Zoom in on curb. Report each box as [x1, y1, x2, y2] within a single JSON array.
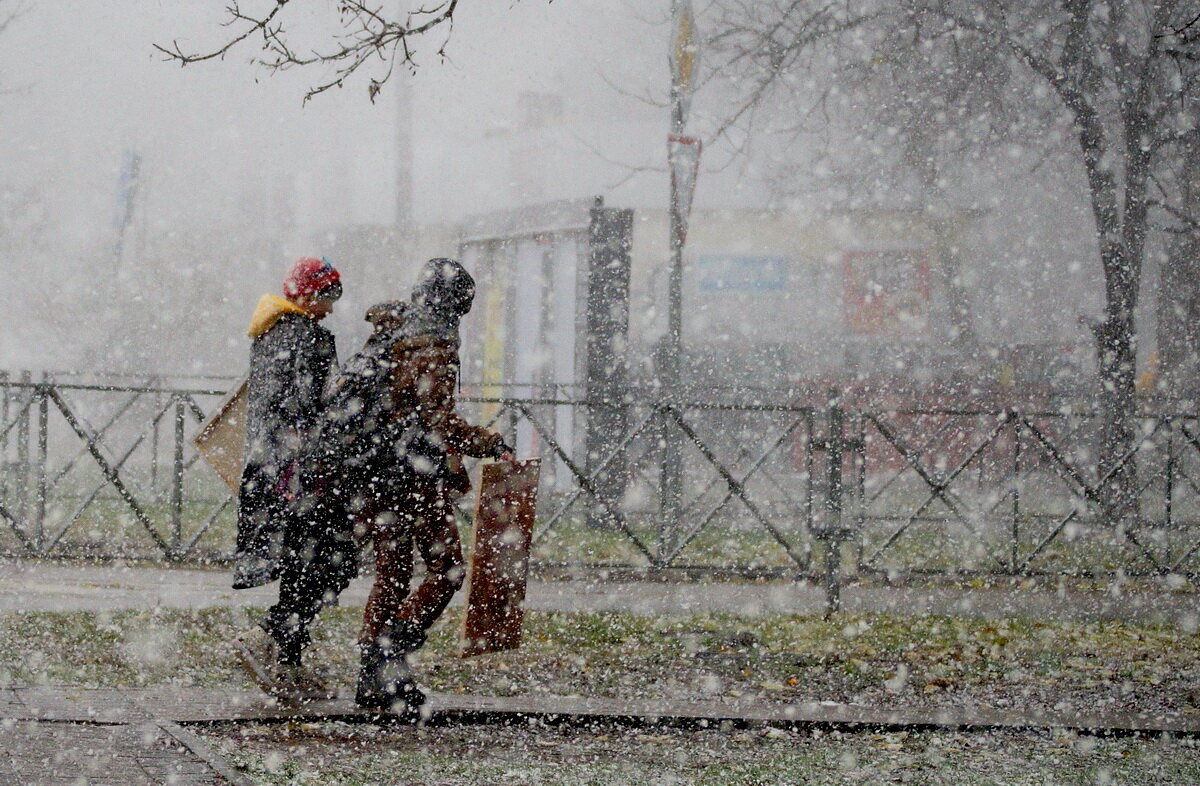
[[158, 721, 257, 786]]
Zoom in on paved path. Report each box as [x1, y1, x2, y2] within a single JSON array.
[[1, 687, 248, 785], [8, 683, 1197, 784], [2, 559, 1197, 627], [0, 719, 243, 785]]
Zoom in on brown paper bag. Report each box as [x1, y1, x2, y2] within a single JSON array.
[[460, 458, 541, 657], [192, 379, 247, 492]]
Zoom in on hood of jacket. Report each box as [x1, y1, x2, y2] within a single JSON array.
[[412, 258, 475, 316], [404, 258, 475, 346], [248, 294, 308, 339]]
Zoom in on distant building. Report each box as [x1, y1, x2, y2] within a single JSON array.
[[451, 198, 1088, 404]]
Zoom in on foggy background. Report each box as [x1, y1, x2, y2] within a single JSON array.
[[0, 0, 1103, 384]]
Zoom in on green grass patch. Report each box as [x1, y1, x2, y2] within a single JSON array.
[[2, 604, 1198, 722], [205, 721, 1200, 786]]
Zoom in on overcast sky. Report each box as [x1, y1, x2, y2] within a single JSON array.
[[0, 1, 728, 372], [0, 1, 683, 240], [0, 1, 1102, 376]]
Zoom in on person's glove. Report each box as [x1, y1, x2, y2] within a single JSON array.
[[492, 437, 515, 460]]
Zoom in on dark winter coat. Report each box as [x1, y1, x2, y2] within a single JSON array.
[[311, 324, 407, 490], [388, 333, 506, 481], [314, 293, 488, 497], [387, 259, 508, 482], [244, 297, 338, 474], [233, 294, 338, 589]]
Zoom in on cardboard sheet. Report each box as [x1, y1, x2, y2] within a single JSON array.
[[192, 379, 248, 492], [461, 458, 541, 657]]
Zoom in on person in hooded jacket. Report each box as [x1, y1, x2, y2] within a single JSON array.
[[354, 258, 513, 713], [231, 256, 353, 704], [313, 301, 410, 505]]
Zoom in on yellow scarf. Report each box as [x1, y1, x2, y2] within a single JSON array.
[[247, 294, 308, 338]]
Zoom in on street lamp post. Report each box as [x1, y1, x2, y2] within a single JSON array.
[[660, 0, 700, 554]]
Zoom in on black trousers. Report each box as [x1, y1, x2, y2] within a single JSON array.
[[233, 466, 289, 589], [262, 486, 358, 664]]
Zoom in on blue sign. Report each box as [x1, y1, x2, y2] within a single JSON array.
[[697, 255, 787, 292]]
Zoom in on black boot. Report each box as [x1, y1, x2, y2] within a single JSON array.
[[386, 619, 427, 657], [355, 623, 427, 714], [355, 640, 389, 709]]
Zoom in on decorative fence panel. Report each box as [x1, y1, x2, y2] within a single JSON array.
[[852, 408, 1200, 580], [0, 372, 233, 561], [3, 373, 1198, 594]]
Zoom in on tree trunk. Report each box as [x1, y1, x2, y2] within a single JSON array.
[[932, 219, 977, 349], [1061, 41, 1146, 513], [1091, 310, 1137, 513], [1157, 131, 1200, 398]]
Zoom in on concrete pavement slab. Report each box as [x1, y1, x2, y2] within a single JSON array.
[[2, 558, 1197, 627]]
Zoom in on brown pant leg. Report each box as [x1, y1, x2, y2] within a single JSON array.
[[358, 494, 414, 646], [395, 481, 466, 632]]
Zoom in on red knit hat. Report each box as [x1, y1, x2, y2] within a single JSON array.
[[283, 257, 342, 301]]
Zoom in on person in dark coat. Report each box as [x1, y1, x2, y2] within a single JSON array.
[[231, 256, 350, 704], [313, 300, 410, 508], [354, 258, 513, 714]]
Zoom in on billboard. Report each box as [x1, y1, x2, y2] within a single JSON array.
[[842, 249, 931, 336], [696, 255, 787, 292]]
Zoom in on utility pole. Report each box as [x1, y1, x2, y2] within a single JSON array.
[[665, 0, 699, 387], [660, 0, 701, 551], [395, 73, 414, 242], [112, 150, 142, 274]]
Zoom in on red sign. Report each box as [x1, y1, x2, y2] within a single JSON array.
[[842, 249, 931, 336], [669, 134, 702, 244]]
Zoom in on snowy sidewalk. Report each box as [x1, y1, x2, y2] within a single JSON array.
[[2, 558, 1196, 627], [4, 559, 1199, 782], [5, 682, 1198, 785], [0, 718, 245, 785], [0, 685, 250, 785]]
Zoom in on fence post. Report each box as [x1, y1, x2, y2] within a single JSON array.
[[0, 371, 8, 505], [822, 400, 844, 616], [1165, 418, 1175, 530], [507, 406, 519, 453], [171, 396, 186, 559], [658, 404, 682, 566], [34, 373, 49, 553], [1011, 412, 1021, 573], [15, 370, 30, 525], [0, 370, 8, 454], [803, 408, 816, 566], [151, 393, 162, 489], [857, 414, 868, 569]]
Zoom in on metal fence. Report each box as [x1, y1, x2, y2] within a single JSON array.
[[0, 372, 232, 560], [3, 372, 1200, 599]]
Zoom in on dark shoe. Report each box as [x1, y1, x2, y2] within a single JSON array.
[[355, 640, 386, 708], [231, 556, 278, 590], [355, 639, 426, 714], [381, 620, 427, 712], [233, 625, 336, 704], [385, 620, 427, 654]]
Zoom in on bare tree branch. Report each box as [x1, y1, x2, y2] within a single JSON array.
[[156, 0, 461, 101], [1149, 196, 1200, 230], [0, 0, 30, 37]]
